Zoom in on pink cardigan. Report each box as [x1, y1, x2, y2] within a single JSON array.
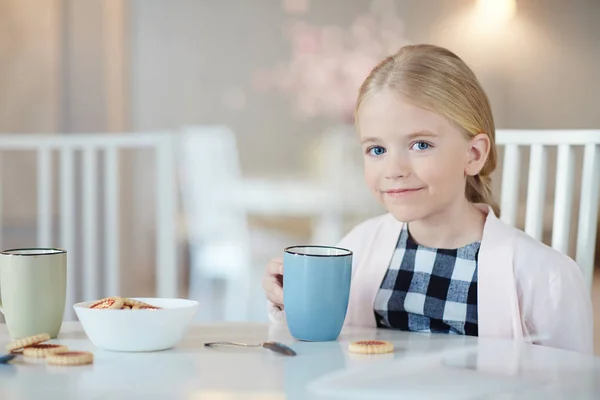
[[269, 204, 594, 354]]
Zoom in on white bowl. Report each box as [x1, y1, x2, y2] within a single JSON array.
[[73, 297, 199, 352]]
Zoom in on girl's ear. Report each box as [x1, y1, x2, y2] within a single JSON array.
[[465, 133, 490, 176]]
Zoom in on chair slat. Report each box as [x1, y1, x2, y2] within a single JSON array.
[[551, 145, 575, 254], [155, 136, 177, 298], [525, 145, 548, 241], [37, 147, 52, 247], [500, 145, 520, 226], [576, 144, 600, 287], [83, 147, 99, 301], [60, 148, 76, 320], [104, 147, 120, 296], [500, 144, 521, 226]]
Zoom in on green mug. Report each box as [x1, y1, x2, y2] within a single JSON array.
[[0, 248, 67, 339]]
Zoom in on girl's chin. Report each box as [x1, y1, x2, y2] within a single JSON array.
[[384, 204, 434, 223]]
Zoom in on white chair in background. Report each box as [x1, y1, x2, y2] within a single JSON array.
[[0, 132, 178, 320], [176, 126, 257, 322], [496, 129, 600, 289], [311, 125, 383, 244], [176, 125, 357, 321]]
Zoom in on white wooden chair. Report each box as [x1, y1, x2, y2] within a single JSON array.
[[176, 125, 256, 321], [0, 132, 178, 320], [310, 125, 383, 244], [496, 129, 600, 288]]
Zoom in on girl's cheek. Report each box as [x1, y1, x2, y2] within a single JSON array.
[[364, 174, 379, 193]]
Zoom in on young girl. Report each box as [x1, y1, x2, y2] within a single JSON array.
[[262, 44, 594, 354]]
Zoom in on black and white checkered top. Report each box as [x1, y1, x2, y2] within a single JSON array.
[[374, 224, 480, 336]]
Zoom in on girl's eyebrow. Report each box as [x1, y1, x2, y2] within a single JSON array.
[[360, 130, 438, 145], [360, 137, 380, 145], [406, 130, 438, 140]]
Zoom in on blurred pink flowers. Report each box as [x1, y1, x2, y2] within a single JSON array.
[[253, 0, 410, 122]]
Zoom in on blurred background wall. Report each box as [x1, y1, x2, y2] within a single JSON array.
[[3, 1, 599, 168], [0, 0, 598, 345]]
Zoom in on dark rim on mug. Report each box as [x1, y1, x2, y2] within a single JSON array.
[[0, 248, 67, 256], [284, 245, 352, 257]]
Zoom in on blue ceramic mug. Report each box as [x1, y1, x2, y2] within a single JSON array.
[[283, 245, 352, 342]]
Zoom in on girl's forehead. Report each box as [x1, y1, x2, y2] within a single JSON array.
[[357, 90, 452, 137]]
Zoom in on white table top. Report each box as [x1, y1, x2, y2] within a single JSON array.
[[1, 321, 599, 400]]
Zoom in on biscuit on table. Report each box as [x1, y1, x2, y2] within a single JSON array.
[[23, 344, 69, 358], [46, 351, 94, 366], [348, 340, 394, 354], [6, 333, 51, 353]]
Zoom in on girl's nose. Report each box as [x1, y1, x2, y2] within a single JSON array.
[[383, 154, 410, 180]]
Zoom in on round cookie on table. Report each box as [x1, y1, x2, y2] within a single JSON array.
[[23, 344, 69, 358], [348, 340, 394, 355], [6, 333, 51, 353], [46, 351, 94, 366]]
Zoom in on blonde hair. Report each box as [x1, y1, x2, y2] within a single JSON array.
[[356, 44, 500, 216]]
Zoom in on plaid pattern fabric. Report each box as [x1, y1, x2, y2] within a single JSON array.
[[374, 225, 480, 336]]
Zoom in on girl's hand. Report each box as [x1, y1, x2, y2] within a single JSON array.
[[262, 257, 284, 308]]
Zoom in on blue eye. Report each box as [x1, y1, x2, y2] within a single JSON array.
[[367, 146, 386, 156], [411, 141, 431, 151]]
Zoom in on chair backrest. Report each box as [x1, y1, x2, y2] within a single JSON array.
[[175, 125, 254, 321], [496, 129, 600, 288], [176, 125, 252, 272], [0, 132, 178, 320]]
